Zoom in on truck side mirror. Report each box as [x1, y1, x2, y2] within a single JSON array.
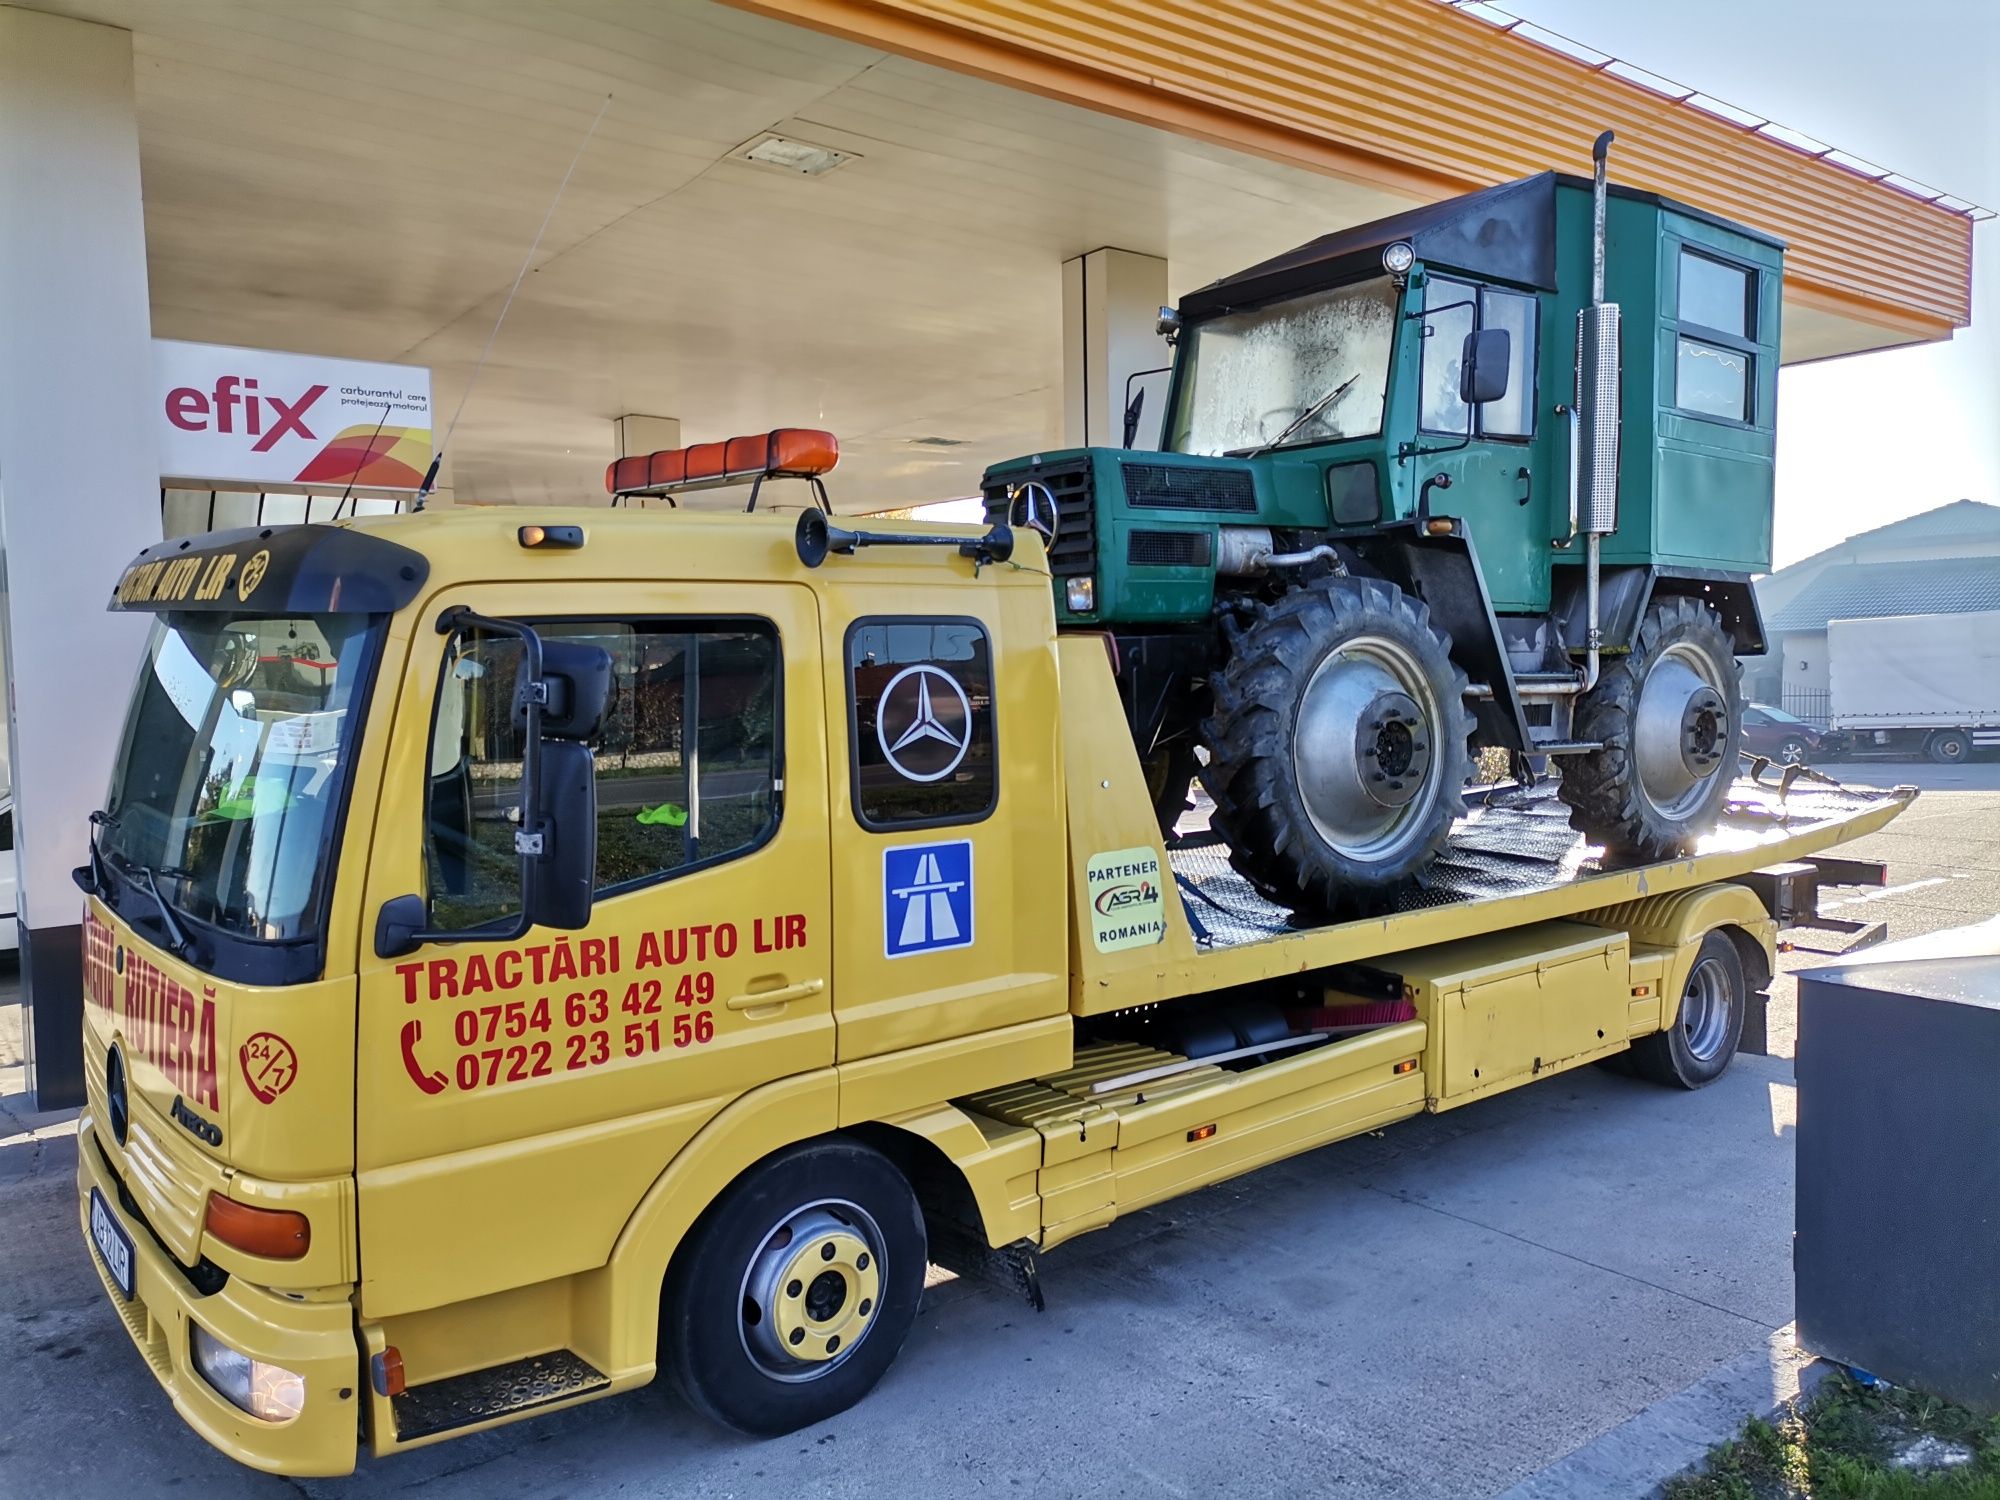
[[1459, 327, 1511, 406], [521, 739, 596, 931], [376, 614, 603, 959]]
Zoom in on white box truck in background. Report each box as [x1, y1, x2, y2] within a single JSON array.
[[1828, 610, 2000, 764]]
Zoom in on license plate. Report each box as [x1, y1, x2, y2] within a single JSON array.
[[90, 1187, 135, 1301]]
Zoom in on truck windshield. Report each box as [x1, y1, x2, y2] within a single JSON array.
[[101, 611, 382, 943], [1166, 277, 1398, 456]]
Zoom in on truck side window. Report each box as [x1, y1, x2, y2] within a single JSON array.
[[424, 618, 781, 929], [1419, 277, 1475, 434], [1420, 278, 1536, 439], [1674, 247, 1756, 423], [847, 617, 996, 830]]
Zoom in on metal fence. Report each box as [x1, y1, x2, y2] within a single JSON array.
[[1783, 688, 1831, 728]]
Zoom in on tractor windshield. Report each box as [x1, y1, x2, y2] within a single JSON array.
[[1166, 277, 1398, 456], [99, 610, 383, 946]]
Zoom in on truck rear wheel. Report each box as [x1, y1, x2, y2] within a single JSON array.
[[1202, 575, 1472, 916], [662, 1139, 925, 1436], [1627, 932, 1746, 1088], [1559, 597, 1744, 857], [1926, 728, 1972, 764]]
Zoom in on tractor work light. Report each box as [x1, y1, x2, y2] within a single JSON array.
[[1382, 241, 1415, 276], [1065, 577, 1096, 613], [190, 1324, 306, 1423]]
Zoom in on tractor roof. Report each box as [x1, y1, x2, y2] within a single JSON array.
[[1178, 169, 1782, 321]]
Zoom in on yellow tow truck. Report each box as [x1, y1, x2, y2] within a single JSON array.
[[76, 444, 1909, 1474]]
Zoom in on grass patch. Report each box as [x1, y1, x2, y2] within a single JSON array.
[[1665, 1373, 2000, 1499]]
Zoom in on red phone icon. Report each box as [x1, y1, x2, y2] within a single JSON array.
[[401, 1019, 448, 1095]]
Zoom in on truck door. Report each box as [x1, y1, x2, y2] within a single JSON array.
[[352, 582, 832, 1319]]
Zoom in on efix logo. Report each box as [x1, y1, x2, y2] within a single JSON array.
[[164, 375, 326, 454]]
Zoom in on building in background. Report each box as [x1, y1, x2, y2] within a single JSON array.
[[1749, 499, 2000, 720]]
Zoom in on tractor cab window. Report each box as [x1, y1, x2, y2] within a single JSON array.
[[1166, 278, 1397, 456], [1674, 248, 1757, 423], [424, 618, 780, 930], [1420, 279, 1537, 439]]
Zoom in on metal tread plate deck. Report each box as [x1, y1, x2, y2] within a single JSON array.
[[971, 1042, 1227, 1132], [1169, 773, 1909, 953]]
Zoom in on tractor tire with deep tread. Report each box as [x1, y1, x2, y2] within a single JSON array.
[[1201, 575, 1473, 917], [1558, 596, 1744, 858], [662, 1138, 925, 1436]]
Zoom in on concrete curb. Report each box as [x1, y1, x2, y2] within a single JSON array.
[[1494, 1323, 1833, 1499]]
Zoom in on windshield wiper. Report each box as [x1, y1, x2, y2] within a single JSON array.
[[1248, 370, 1363, 457], [135, 863, 194, 956]]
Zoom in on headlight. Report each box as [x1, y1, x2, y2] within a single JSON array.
[[191, 1323, 305, 1422], [1064, 577, 1096, 613]]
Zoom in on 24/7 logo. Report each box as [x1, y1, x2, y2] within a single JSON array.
[[883, 840, 974, 958]]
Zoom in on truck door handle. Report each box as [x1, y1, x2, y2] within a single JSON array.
[[725, 978, 825, 1013]]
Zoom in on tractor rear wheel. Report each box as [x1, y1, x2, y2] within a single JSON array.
[[1558, 597, 1744, 857], [1202, 575, 1473, 916]]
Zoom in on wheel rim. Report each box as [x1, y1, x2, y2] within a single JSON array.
[[1938, 736, 1968, 763], [1780, 739, 1805, 765], [1679, 955, 1734, 1063], [738, 1199, 886, 1383], [1292, 633, 1445, 862], [1632, 642, 1731, 818]]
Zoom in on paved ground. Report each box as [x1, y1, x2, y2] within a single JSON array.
[[0, 760, 1992, 1499]]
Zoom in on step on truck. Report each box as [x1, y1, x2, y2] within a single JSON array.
[[75, 496, 1910, 1475]]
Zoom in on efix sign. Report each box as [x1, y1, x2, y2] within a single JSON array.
[[154, 339, 433, 491]]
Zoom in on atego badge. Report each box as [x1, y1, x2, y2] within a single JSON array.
[[876, 664, 971, 783]]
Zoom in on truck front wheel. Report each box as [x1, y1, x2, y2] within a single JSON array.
[[1203, 575, 1472, 916], [1559, 597, 1744, 857], [662, 1139, 925, 1436]]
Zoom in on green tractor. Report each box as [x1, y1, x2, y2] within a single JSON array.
[[984, 136, 1777, 915]]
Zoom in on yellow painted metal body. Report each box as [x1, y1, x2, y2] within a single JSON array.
[[75, 509, 1906, 1475]]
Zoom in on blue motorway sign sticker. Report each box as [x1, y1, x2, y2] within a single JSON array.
[[883, 839, 974, 958]]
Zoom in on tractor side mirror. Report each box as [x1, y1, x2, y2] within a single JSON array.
[[1459, 327, 1511, 406]]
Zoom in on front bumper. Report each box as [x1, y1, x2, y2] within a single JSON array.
[[75, 1113, 361, 1477]]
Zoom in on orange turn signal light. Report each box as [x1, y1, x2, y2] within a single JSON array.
[[204, 1194, 310, 1260], [518, 524, 584, 549], [371, 1346, 407, 1398], [1186, 1123, 1218, 1143], [1632, 984, 1653, 997], [1393, 1059, 1419, 1075]]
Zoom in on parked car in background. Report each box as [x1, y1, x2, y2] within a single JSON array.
[[1742, 704, 1834, 765]]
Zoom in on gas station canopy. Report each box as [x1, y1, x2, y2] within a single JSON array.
[[22, 0, 1984, 513]]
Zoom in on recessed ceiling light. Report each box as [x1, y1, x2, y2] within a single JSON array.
[[738, 133, 854, 176]]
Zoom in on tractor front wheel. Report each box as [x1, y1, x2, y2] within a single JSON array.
[[1559, 597, 1744, 857], [1202, 575, 1473, 916]]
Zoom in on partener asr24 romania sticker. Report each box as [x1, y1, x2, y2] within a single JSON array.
[[1086, 847, 1167, 952]]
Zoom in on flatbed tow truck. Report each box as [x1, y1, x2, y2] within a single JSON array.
[[75, 498, 1909, 1474]]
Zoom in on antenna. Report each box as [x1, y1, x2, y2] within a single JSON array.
[[334, 402, 393, 519], [416, 93, 614, 509]]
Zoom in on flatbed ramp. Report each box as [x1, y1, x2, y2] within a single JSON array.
[[1168, 772, 1913, 952]]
